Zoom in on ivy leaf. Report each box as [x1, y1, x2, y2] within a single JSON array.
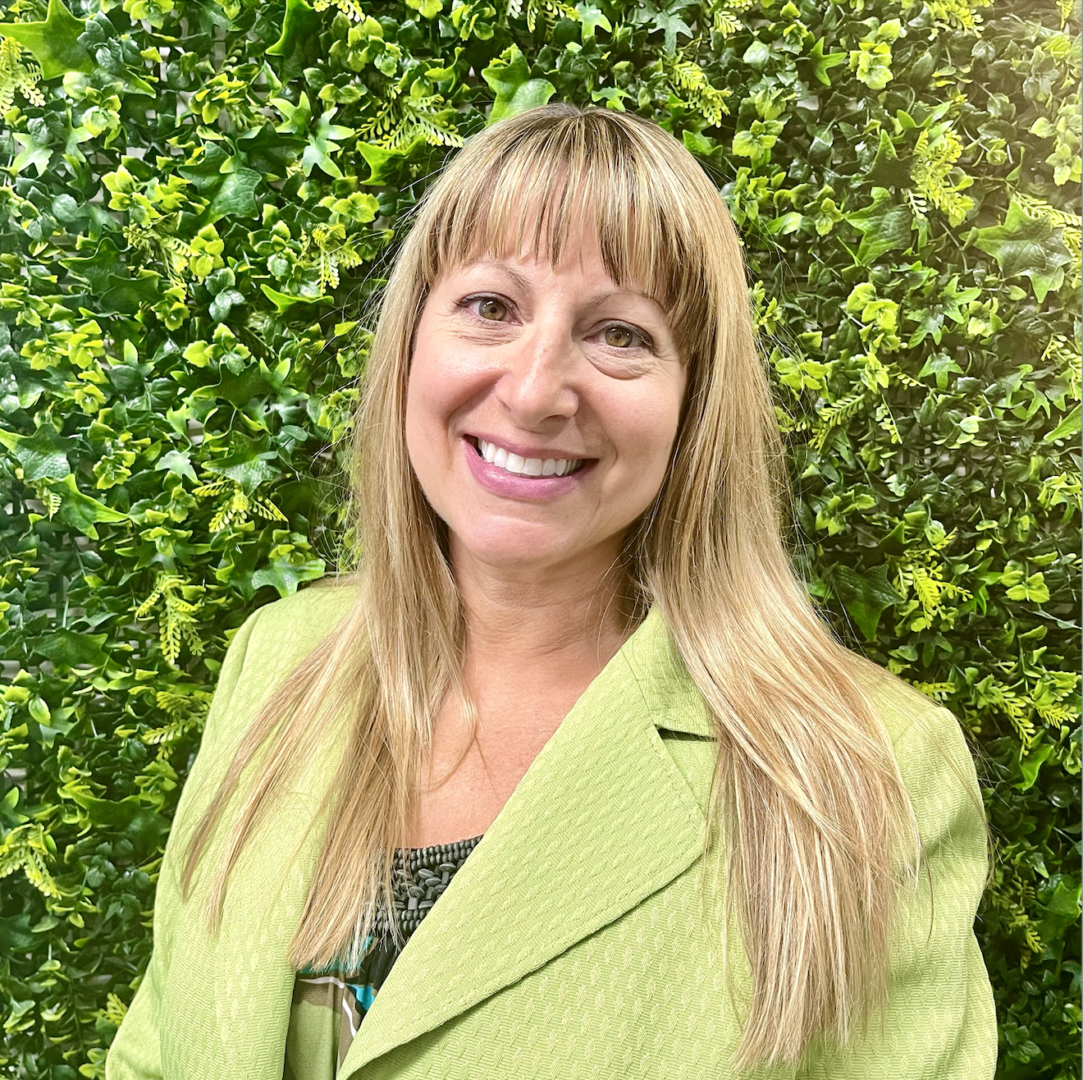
[[805, 36, 847, 86], [202, 446, 279, 495], [59, 238, 165, 314], [0, 428, 71, 483], [266, 0, 323, 79], [301, 107, 355, 179], [272, 91, 314, 137], [0, 0, 92, 79], [11, 122, 55, 177], [831, 564, 901, 640], [847, 187, 913, 264], [575, 2, 611, 39], [251, 553, 326, 597], [1036, 876, 1082, 946], [43, 475, 129, 539], [35, 629, 108, 669], [970, 200, 1073, 303], [206, 168, 262, 221], [636, 0, 693, 56], [866, 128, 911, 188], [482, 46, 557, 123], [179, 144, 261, 220], [356, 139, 420, 185], [155, 450, 198, 484]]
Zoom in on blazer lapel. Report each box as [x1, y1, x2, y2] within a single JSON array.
[[340, 604, 711, 1079]]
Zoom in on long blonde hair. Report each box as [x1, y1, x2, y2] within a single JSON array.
[[181, 103, 919, 1070]]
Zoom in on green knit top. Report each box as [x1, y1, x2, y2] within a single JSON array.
[[283, 835, 484, 1080]]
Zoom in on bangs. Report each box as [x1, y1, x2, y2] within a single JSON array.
[[415, 110, 715, 366]]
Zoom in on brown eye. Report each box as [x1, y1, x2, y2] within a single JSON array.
[[604, 325, 635, 348], [477, 297, 507, 321]]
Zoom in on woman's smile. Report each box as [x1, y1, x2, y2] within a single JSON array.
[[461, 433, 596, 501]]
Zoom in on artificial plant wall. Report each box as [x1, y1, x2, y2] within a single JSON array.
[[0, 0, 1079, 1075]]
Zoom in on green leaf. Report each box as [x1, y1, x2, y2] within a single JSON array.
[[482, 46, 556, 123], [643, 1, 692, 55], [202, 440, 280, 494], [743, 41, 771, 69], [206, 168, 262, 221], [0, 0, 92, 79], [45, 474, 129, 538], [1017, 743, 1054, 791], [970, 200, 1073, 303], [405, 0, 443, 17], [266, 0, 323, 78], [866, 129, 910, 187], [846, 187, 913, 265], [302, 106, 355, 179], [356, 139, 421, 185], [832, 564, 901, 641], [251, 554, 326, 597], [575, 2, 611, 38], [0, 428, 71, 483], [1037, 875, 1082, 946], [260, 283, 333, 313], [155, 450, 198, 484], [0, 915, 36, 952], [36, 629, 109, 668], [1046, 405, 1081, 443], [805, 36, 847, 86]]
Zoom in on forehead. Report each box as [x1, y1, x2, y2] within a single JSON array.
[[431, 203, 660, 307]]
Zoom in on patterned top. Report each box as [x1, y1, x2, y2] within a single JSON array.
[[282, 835, 484, 1080]]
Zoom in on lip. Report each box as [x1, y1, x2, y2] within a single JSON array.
[[465, 432, 593, 463], [462, 436, 594, 500]]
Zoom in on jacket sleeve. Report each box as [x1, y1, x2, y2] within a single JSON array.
[[104, 606, 264, 1080], [801, 701, 998, 1080]]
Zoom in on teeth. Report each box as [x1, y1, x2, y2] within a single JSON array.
[[477, 438, 584, 478]]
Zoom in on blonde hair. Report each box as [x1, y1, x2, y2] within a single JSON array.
[[181, 103, 919, 1070]]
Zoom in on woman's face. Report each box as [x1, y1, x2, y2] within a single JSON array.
[[404, 228, 688, 581]]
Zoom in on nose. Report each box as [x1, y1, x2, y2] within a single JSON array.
[[494, 317, 580, 425]]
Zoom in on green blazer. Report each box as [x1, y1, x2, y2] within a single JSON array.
[[105, 583, 996, 1080]]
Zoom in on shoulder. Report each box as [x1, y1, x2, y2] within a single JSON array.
[[239, 575, 361, 667], [849, 655, 977, 775], [848, 655, 985, 851], [197, 576, 362, 760]]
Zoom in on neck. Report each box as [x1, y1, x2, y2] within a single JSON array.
[[450, 547, 639, 689]]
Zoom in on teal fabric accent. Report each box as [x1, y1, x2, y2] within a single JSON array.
[[285, 835, 484, 1080]]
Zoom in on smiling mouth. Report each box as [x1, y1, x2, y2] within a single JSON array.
[[466, 436, 589, 478]]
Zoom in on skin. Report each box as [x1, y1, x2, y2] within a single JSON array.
[[402, 228, 688, 843]]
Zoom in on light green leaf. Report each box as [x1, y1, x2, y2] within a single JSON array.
[[482, 46, 556, 123], [0, 0, 92, 79]]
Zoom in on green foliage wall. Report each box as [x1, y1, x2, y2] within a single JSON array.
[[0, 0, 1079, 1073]]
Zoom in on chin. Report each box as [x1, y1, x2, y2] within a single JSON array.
[[450, 526, 572, 570]]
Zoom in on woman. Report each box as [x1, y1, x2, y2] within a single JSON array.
[[106, 104, 996, 1080]]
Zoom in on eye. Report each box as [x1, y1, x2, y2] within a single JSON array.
[[461, 295, 509, 322], [602, 323, 652, 350]]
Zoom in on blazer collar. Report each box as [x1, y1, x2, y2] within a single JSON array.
[[205, 602, 713, 1079], [339, 602, 712, 1077]]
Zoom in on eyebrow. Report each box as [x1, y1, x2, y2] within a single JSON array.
[[463, 259, 660, 312]]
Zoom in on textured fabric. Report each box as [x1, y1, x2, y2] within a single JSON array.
[[285, 836, 484, 1080], [105, 581, 997, 1080]]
